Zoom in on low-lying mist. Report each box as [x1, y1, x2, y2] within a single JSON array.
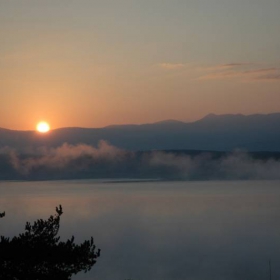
[[1, 141, 280, 181]]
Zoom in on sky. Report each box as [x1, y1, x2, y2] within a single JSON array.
[[1, 0, 280, 130]]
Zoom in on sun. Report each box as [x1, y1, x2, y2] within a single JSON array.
[[36, 121, 50, 133]]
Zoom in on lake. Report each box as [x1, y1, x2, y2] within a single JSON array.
[[1, 180, 280, 280]]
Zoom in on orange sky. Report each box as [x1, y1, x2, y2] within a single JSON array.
[[1, 1, 280, 130]]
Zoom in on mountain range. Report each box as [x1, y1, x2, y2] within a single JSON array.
[[1, 113, 280, 152]]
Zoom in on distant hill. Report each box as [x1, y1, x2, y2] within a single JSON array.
[[1, 113, 280, 152]]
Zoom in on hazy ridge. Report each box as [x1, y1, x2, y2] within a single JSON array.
[[1, 113, 280, 181], [1, 113, 280, 152]]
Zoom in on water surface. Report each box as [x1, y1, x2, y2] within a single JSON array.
[[0, 180, 280, 280]]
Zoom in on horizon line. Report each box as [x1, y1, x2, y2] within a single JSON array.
[[1, 111, 280, 132]]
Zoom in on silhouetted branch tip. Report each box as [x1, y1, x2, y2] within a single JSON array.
[[56, 204, 63, 216]]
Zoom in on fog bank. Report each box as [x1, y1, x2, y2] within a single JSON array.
[[1, 141, 280, 180]]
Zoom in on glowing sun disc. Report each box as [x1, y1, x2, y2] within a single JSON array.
[[36, 122, 50, 133]]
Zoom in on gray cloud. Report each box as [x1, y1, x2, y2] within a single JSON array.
[[147, 150, 280, 180], [3, 142, 280, 180], [158, 63, 185, 70], [256, 73, 280, 80], [198, 63, 280, 81], [8, 141, 126, 175]]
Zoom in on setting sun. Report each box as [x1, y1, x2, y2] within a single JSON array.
[[36, 122, 50, 133]]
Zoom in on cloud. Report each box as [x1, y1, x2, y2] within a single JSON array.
[[223, 63, 251, 68], [3, 142, 280, 180], [255, 72, 280, 81], [147, 150, 280, 180], [9, 141, 126, 175], [0, 146, 15, 154], [198, 63, 280, 81], [158, 63, 185, 70], [199, 63, 251, 72]]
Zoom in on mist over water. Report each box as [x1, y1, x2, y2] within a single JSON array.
[[1, 180, 280, 280], [1, 141, 280, 180]]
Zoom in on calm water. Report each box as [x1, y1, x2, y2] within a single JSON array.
[[1, 180, 280, 280]]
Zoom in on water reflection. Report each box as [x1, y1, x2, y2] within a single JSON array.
[[0, 180, 280, 280]]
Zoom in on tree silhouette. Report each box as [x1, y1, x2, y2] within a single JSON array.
[[0, 205, 100, 280]]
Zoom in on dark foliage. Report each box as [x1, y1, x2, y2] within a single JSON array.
[[0, 205, 100, 280]]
